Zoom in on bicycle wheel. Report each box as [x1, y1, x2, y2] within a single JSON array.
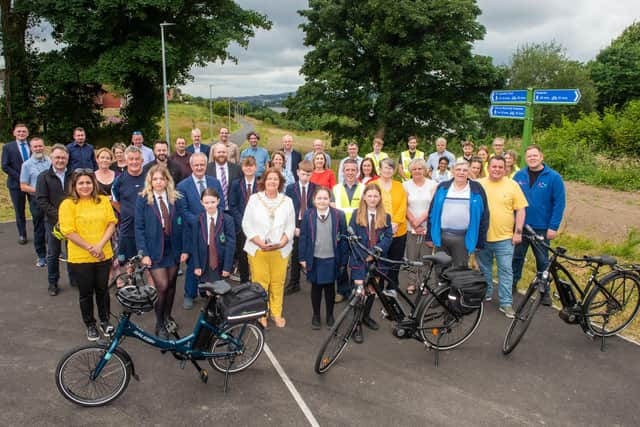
[[584, 271, 640, 336], [418, 286, 483, 350], [314, 300, 362, 374], [502, 281, 543, 355], [55, 344, 130, 407], [209, 322, 264, 373]]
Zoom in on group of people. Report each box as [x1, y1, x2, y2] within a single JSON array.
[[2, 124, 566, 344]]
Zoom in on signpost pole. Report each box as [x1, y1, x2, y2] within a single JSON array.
[[520, 87, 534, 167]]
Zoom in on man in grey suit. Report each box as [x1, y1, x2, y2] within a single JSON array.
[[206, 142, 242, 212]]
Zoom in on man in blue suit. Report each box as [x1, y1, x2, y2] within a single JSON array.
[[67, 127, 98, 171], [1, 124, 30, 244], [281, 134, 302, 182], [186, 128, 210, 159], [176, 152, 224, 309]]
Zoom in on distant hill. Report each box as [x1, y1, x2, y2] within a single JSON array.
[[215, 92, 295, 106]]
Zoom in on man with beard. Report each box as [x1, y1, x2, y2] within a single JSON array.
[[216, 127, 239, 164], [206, 142, 242, 210], [20, 137, 51, 267], [143, 140, 185, 185], [169, 137, 192, 177]]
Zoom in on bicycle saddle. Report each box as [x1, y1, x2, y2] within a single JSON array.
[[423, 252, 452, 266], [198, 280, 232, 295], [584, 255, 617, 266]]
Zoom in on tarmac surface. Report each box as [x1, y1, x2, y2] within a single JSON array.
[[2, 221, 640, 426]]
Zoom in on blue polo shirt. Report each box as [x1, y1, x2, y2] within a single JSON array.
[[112, 170, 146, 236], [240, 146, 270, 177], [67, 141, 98, 171], [20, 156, 51, 189]]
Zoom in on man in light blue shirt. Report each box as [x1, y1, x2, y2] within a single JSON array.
[[426, 137, 456, 174], [239, 131, 269, 177], [304, 139, 331, 167], [338, 142, 363, 183], [20, 137, 51, 267]]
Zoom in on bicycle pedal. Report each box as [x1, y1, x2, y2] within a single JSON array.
[[165, 320, 178, 333], [200, 369, 209, 384], [584, 330, 596, 341], [179, 360, 187, 369], [380, 308, 389, 319]]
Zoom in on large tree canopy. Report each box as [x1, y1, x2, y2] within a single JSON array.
[[286, 0, 501, 147], [28, 0, 271, 139], [591, 22, 640, 110]]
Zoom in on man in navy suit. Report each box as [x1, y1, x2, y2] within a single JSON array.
[[176, 152, 224, 309], [284, 160, 316, 295], [67, 127, 98, 171], [281, 134, 302, 182], [1, 123, 30, 244], [186, 128, 210, 159], [205, 142, 242, 211]]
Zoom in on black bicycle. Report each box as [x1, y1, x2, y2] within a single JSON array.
[[503, 225, 640, 354], [314, 230, 484, 374]]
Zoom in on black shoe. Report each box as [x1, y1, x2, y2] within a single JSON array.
[[311, 315, 321, 330], [353, 323, 363, 344], [87, 325, 100, 341], [362, 316, 379, 331], [542, 292, 552, 306], [48, 285, 58, 296], [285, 285, 300, 295], [177, 268, 183, 276], [100, 321, 115, 336], [326, 315, 335, 328], [18, 236, 27, 245]]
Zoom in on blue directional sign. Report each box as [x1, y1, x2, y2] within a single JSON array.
[[490, 90, 528, 104], [533, 89, 581, 104], [489, 105, 526, 119]]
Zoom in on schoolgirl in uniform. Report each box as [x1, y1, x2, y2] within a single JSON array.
[[348, 183, 392, 343], [298, 187, 348, 329]]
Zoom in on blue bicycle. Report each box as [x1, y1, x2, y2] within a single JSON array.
[[55, 256, 267, 407]]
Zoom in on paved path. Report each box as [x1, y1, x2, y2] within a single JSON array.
[[229, 117, 254, 146], [2, 221, 640, 426]]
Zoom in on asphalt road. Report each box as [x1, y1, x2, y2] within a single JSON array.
[[2, 221, 639, 426]]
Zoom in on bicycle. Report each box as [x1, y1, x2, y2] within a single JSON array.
[[314, 229, 485, 374], [56, 265, 267, 407], [502, 225, 640, 355]]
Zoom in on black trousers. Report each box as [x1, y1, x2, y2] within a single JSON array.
[[287, 235, 302, 290], [235, 232, 250, 283], [386, 234, 407, 289], [68, 260, 111, 327]]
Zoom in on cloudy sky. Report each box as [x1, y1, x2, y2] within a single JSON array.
[[182, 0, 640, 98]]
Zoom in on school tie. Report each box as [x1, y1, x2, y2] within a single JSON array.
[[19, 142, 29, 162], [369, 213, 376, 247], [219, 166, 228, 207], [198, 179, 206, 195], [245, 182, 251, 203], [320, 214, 326, 222], [208, 217, 218, 270], [300, 186, 307, 220], [158, 196, 171, 235]]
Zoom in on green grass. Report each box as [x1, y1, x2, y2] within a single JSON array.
[[160, 102, 240, 146]]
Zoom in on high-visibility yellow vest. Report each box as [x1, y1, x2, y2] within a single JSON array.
[[400, 149, 424, 180], [332, 182, 364, 224], [365, 152, 389, 172]]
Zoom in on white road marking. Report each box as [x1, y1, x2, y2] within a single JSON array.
[[264, 343, 320, 427]]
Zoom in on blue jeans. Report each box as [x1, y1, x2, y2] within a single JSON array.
[[512, 228, 550, 288], [476, 239, 514, 307], [28, 195, 46, 258], [9, 187, 27, 237]]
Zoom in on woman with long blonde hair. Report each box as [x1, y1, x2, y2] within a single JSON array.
[[135, 165, 188, 339]]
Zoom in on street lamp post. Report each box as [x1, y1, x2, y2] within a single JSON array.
[[209, 84, 214, 142], [160, 22, 175, 146], [228, 98, 231, 131]]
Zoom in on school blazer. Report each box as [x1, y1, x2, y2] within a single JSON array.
[[134, 196, 188, 263], [228, 177, 259, 231], [176, 175, 225, 224], [285, 181, 317, 226], [192, 212, 236, 274], [348, 211, 393, 281], [298, 207, 348, 275]]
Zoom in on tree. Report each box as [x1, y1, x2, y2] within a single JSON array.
[[288, 0, 502, 147], [591, 22, 640, 110], [0, 0, 38, 135], [35, 0, 271, 139], [506, 41, 597, 130]]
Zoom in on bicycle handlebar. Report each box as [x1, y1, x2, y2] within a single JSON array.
[[343, 227, 424, 268]]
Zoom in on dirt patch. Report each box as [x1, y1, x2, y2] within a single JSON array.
[[562, 181, 640, 242]]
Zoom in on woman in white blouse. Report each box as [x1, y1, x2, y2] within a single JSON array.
[[242, 167, 295, 328], [403, 158, 437, 294]]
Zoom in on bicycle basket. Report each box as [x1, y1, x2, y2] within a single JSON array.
[[219, 282, 268, 324], [116, 285, 158, 312], [442, 267, 487, 315]]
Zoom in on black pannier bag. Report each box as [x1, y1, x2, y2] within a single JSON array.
[[219, 282, 268, 324], [442, 267, 487, 315]]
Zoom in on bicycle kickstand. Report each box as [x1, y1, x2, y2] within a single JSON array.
[[223, 358, 236, 394], [434, 332, 441, 368], [600, 319, 609, 352]]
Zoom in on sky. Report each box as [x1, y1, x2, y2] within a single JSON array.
[[182, 0, 640, 98]]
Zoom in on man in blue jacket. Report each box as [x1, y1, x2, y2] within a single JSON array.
[[512, 145, 566, 306]]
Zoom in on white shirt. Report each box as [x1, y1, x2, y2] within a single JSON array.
[[403, 179, 437, 231], [207, 212, 219, 242], [154, 191, 169, 228]]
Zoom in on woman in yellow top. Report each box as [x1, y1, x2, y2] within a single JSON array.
[[504, 150, 521, 179], [375, 158, 407, 290], [59, 169, 117, 342]]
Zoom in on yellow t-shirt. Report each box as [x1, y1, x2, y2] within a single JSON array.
[[377, 180, 407, 237], [479, 177, 528, 242], [59, 195, 118, 263]]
